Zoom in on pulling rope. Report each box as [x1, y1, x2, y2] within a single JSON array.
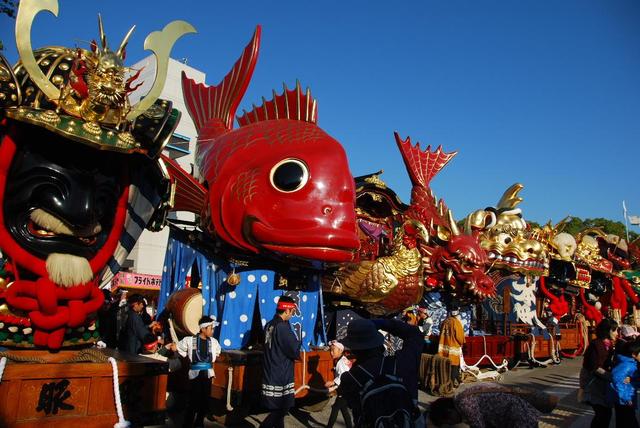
[[462, 334, 510, 371], [0, 357, 6, 384], [60, 348, 110, 364], [226, 366, 234, 411], [524, 333, 560, 367], [108, 357, 131, 428], [0, 351, 46, 363], [560, 315, 589, 358], [294, 350, 309, 394]]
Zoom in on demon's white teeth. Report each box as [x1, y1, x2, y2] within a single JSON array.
[[30, 209, 74, 236], [29, 209, 101, 239]]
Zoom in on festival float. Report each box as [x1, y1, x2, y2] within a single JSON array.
[[461, 185, 566, 368], [0, 0, 195, 425], [158, 25, 360, 421], [323, 132, 494, 316], [3, 0, 637, 425], [160, 19, 640, 412]]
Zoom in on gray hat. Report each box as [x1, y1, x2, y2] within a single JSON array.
[[341, 319, 385, 351]]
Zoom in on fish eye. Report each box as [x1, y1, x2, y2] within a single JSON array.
[[269, 159, 309, 193]]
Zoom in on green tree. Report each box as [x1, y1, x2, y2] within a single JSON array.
[[562, 216, 639, 241], [0, 0, 18, 52], [0, 0, 18, 17], [527, 220, 541, 230]]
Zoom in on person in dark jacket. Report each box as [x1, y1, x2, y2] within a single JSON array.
[[140, 297, 153, 326], [373, 314, 424, 404], [580, 318, 619, 428], [608, 339, 640, 428], [260, 296, 301, 428], [118, 294, 151, 354], [338, 318, 415, 427], [338, 319, 388, 425], [97, 289, 118, 348]]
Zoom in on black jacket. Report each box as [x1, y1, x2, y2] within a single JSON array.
[[373, 319, 423, 401], [118, 309, 150, 354], [261, 315, 301, 410]]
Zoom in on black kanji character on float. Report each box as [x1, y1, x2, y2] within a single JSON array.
[[36, 379, 74, 415]]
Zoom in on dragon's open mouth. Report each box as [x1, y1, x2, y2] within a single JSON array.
[[487, 251, 548, 271]]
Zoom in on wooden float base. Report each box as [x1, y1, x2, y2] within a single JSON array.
[[460, 324, 581, 366], [191, 349, 334, 421], [0, 348, 168, 428]]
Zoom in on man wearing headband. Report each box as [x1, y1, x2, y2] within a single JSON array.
[[260, 295, 301, 428], [177, 315, 222, 428]]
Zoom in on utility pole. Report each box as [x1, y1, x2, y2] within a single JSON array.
[[623, 201, 630, 242]]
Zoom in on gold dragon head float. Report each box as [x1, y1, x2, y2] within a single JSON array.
[[465, 183, 550, 278]]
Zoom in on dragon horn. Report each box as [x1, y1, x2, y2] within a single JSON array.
[[447, 210, 461, 236], [497, 183, 524, 210], [116, 25, 136, 59], [98, 14, 107, 51], [126, 20, 196, 120], [15, 0, 60, 102]]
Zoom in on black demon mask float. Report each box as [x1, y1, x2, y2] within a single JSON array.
[[0, 0, 195, 349]]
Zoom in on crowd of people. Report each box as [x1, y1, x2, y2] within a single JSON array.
[[580, 318, 640, 428], [105, 289, 640, 428]]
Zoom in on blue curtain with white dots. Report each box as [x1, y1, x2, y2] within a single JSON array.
[[158, 235, 198, 315], [257, 272, 281, 329], [283, 274, 323, 350], [217, 268, 271, 349], [159, 232, 325, 351], [196, 255, 220, 321], [219, 272, 324, 351]]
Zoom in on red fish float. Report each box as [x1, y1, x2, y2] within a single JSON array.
[[167, 27, 359, 263]]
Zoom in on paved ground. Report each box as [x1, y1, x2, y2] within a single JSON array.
[[163, 356, 633, 427]]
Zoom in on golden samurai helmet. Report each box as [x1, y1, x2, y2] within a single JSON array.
[[0, 0, 196, 157]]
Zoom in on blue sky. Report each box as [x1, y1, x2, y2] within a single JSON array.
[[2, 0, 639, 228]]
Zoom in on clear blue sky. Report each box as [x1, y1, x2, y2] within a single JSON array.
[[2, 0, 639, 228]]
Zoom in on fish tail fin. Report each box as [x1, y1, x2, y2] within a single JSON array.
[[394, 132, 457, 188], [181, 25, 261, 132]]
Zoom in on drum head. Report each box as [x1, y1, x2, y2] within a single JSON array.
[[182, 293, 203, 335]]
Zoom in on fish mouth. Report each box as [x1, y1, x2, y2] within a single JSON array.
[[248, 218, 359, 263]]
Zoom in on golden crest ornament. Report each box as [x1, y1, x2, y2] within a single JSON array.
[[2, 0, 196, 157], [227, 270, 241, 286]]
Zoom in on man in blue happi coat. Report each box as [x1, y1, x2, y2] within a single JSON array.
[[259, 295, 301, 428]]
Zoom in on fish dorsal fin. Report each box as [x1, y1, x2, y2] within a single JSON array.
[[237, 80, 318, 127], [181, 26, 261, 132], [394, 132, 457, 188]]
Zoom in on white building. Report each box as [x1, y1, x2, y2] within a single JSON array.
[[125, 57, 206, 276]]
